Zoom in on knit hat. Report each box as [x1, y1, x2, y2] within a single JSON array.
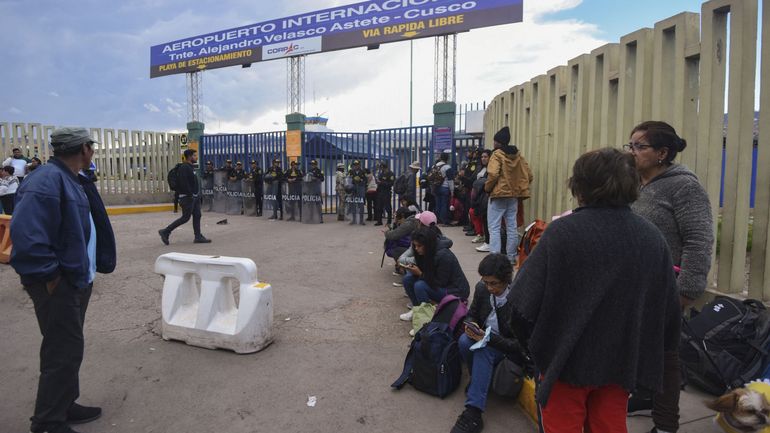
[[493, 127, 511, 146], [415, 211, 437, 226]]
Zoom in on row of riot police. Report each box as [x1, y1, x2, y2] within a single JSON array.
[[200, 158, 325, 223]]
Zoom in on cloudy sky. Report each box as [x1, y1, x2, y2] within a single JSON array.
[[2, 0, 708, 134]]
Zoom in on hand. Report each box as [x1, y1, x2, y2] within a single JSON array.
[[404, 263, 422, 277], [45, 275, 61, 295], [465, 323, 484, 341]]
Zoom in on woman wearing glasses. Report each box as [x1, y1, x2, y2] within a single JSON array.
[[625, 121, 714, 433]]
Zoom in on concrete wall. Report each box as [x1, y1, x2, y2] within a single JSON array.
[[484, 0, 769, 299]]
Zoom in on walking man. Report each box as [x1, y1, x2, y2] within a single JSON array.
[[11, 127, 116, 433], [158, 149, 211, 245]]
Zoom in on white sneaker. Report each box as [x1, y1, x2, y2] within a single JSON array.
[[409, 329, 416, 337], [391, 271, 401, 276], [399, 310, 413, 321], [475, 243, 490, 252], [471, 235, 485, 243], [392, 282, 403, 287]]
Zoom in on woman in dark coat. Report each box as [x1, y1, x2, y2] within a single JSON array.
[[399, 226, 469, 320], [509, 148, 680, 433]]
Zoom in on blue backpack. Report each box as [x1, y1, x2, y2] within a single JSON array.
[[391, 322, 462, 398]]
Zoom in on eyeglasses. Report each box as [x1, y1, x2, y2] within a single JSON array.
[[622, 142, 654, 152]]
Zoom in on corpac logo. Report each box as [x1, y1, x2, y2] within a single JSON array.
[[262, 37, 322, 60], [266, 44, 300, 56]]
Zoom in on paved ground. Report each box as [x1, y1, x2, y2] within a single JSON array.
[[0, 211, 724, 433]]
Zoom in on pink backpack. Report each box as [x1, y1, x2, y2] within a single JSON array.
[[431, 295, 469, 339]]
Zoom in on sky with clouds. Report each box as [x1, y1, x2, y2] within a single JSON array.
[[2, 0, 712, 134]]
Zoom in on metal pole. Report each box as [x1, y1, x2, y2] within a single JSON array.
[[409, 40, 413, 128]]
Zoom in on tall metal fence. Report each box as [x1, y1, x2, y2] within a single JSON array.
[[0, 122, 183, 205], [483, 0, 769, 299]]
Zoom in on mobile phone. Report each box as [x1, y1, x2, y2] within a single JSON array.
[[464, 320, 482, 335]]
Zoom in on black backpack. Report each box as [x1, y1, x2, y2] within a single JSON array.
[[393, 173, 408, 195], [167, 163, 182, 191], [391, 322, 462, 398], [680, 296, 770, 395]]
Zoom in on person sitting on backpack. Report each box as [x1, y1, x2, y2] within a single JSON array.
[[395, 210, 452, 288], [399, 225, 469, 321], [450, 253, 524, 433]]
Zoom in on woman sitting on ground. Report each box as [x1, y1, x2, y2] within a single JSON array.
[[399, 225, 469, 321], [450, 253, 525, 433], [384, 206, 419, 274]]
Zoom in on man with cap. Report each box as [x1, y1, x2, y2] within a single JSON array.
[[249, 160, 263, 217], [11, 127, 117, 433], [403, 160, 421, 204], [264, 158, 284, 220], [228, 161, 246, 182], [374, 160, 395, 226], [348, 160, 367, 225], [484, 126, 533, 264], [284, 160, 303, 221], [335, 162, 347, 221], [221, 159, 233, 171], [202, 160, 215, 181], [429, 150, 455, 225], [159, 149, 212, 245], [305, 160, 325, 223]]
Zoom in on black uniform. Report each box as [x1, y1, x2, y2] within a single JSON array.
[[375, 167, 395, 225], [265, 164, 284, 219], [250, 165, 263, 216], [348, 166, 367, 225], [284, 165, 304, 221]]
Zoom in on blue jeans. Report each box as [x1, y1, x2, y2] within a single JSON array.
[[403, 272, 446, 306], [487, 197, 519, 262], [459, 333, 503, 411], [434, 186, 450, 224]]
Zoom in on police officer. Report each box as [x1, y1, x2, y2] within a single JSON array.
[[221, 159, 233, 171], [335, 162, 347, 221], [249, 160, 263, 217], [203, 160, 215, 181], [265, 158, 284, 220], [284, 160, 303, 221], [306, 159, 325, 223], [229, 161, 246, 182], [348, 160, 367, 225]]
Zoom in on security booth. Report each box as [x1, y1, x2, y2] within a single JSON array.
[[212, 169, 228, 213]]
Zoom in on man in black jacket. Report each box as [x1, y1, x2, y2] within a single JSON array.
[[159, 149, 211, 244], [374, 160, 395, 226], [11, 127, 117, 433], [249, 160, 263, 216]]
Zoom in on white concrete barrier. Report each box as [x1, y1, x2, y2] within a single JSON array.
[[154, 252, 273, 354]]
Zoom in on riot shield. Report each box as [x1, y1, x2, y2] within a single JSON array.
[[263, 181, 276, 214], [201, 176, 214, 212], [212, 170, 228, 213], [285, 181, 302, 221], [242, 179, 257, 216], [226, 178, 243, 215], [346, 183, 366, 222], [301, 179, 323, 224]]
